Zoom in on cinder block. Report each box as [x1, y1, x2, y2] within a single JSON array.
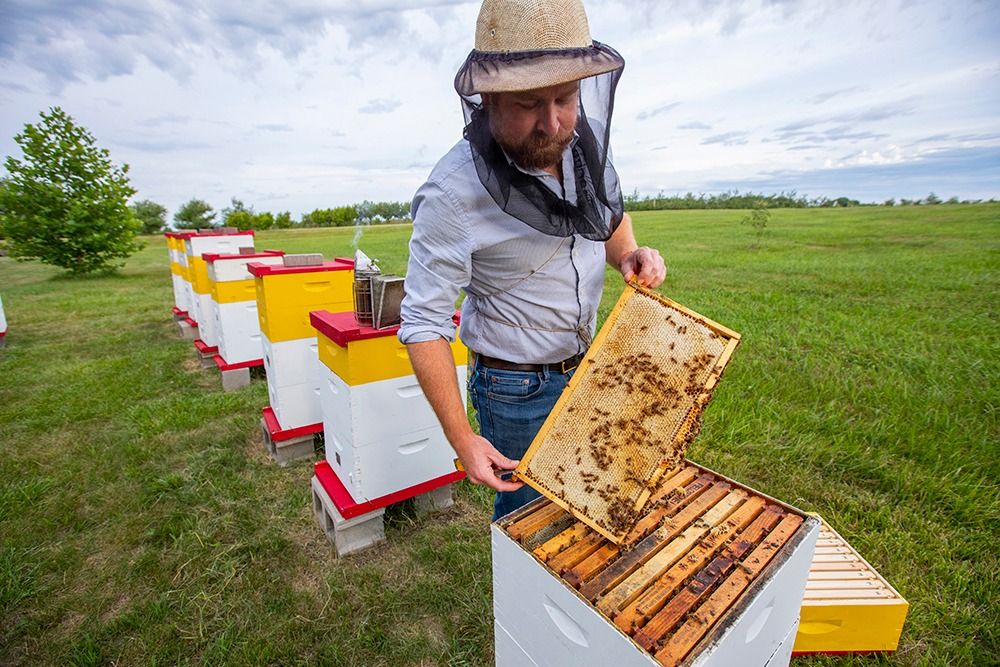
[[260, 417, 317, 466], [220, 367, 250, 392], [311, 475, 385, 556], [178, 320, 198, 340], [414, 484, 454, 515], [283, 253, 325, 267]]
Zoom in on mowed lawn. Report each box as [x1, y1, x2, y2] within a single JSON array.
[[0, 205, 997, 666]]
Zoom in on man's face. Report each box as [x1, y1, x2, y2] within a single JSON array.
[[486, 81, 580, 171]]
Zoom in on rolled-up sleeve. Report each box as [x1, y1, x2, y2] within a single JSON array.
[[399, 180, 473, 344]]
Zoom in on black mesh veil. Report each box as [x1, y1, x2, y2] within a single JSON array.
[[454, 42, 625, 241]]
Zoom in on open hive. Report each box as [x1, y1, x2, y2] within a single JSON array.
[[495, 463, 819, 666], [516, 284, 741, 542]]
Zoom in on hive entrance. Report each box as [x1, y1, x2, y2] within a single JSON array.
[[516, 284, 740, 543]]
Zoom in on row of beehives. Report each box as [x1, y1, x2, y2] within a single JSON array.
[[163, 230, 465, 520], [163, 230, 908, 663]]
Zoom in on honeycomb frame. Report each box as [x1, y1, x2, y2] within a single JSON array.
[[515, 284, 741, 543]]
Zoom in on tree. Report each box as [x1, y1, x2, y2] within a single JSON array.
[[739, 200, 770, 247], [174, 198, 216, 230], [0, 107, 141, 274], [131, 199, 167, 234], [273, 211, 293, 229]]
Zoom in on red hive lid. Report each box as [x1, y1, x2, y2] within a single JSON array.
[[310, 309, 460, 347], [246, 257, 354, 277]]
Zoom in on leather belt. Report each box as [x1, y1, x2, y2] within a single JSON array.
[[474, 352, 584, 375]]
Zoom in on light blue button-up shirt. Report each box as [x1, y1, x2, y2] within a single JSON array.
[[399, 138, 607, 364]]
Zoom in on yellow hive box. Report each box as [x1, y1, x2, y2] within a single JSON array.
[[212, 278, 257, 304], [189, 256, 212, 295], [249, 259, 355, 343], [793, 516, 908, 655], [312, 310, 466, 385]]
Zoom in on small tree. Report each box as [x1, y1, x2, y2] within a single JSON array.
[[273, 211, 293, 229], [739, 200, 770, 247], [131, 199, 167, 234], [174, 198, 216, 230], [0, 107, 141, 274]]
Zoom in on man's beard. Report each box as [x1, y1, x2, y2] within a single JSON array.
[[489, 115, 575, 171]]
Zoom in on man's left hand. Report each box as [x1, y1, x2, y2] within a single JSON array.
[[619, 247, 666, 288]]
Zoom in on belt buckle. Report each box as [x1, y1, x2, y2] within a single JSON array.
[[560, 356, 578, 374]]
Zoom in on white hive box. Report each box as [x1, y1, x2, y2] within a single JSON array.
[[310, 310, 467, 503], [206, 250, 284, 365], [262, 333, 324, 429], [492, 464, 819, 667]]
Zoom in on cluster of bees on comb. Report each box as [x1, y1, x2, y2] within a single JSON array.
[[546, 312, 722, 535]]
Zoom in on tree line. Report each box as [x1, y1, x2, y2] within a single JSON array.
[[1, 106, 995, 275], [622, 190, 994, 211], [134, 198, 412, 234]]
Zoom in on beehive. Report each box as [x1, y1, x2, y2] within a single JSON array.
[[495, 463, 819, 666], [0, 293, 7, 345], [311, 310, 467, 502], [205, 250, 284, 366], [183, 230, 256, 345], [517, 285, 740, 543], [165, 232, 193, 316], [793, 517, 908, 655], [248, 258, 354, 432]]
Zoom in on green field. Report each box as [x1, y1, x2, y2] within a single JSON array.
[[1, 205, 997, 666]]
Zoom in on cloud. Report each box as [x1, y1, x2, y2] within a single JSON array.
[[256, 123, 293, 132], [0, 1, 474, 91], [678, 121, 711, 130], [636, 102, 681, 121], [807, 86, 868, 105], [776, 101, 915, 134], [702, 131, 750, 146], [705, 146, 1000, 201], [359, 98, 402, 114]]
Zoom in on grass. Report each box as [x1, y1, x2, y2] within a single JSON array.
[[1, 204, 998, 666]]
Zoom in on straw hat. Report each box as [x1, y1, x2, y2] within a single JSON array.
[[455, 0, 624, 95]]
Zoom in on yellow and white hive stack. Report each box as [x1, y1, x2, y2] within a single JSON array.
[[184, 230, 256, 349], [311, 310, 467, 502], [248, 257, 355, 431], [165, 232, 194, 318], [205, 250, 284, 366]]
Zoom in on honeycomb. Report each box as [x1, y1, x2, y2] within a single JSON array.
[[516, 285, 740, 543]]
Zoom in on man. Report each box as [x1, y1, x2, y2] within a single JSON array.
[[399, 0, 665, 520]]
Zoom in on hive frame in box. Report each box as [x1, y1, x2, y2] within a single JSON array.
[[494, 460, 820, 667], [516, 283, 741, 543]]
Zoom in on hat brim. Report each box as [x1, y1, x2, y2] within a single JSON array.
[[455, 42, 624, 96]]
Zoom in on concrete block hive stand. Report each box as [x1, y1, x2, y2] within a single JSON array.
[[309, 309, 467, 556]]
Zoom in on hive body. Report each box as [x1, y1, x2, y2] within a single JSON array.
[[248, 259, 354, 432], [312, 310, 467, 503], [494, 464, 819, 667], [207, 252, 284, 365]]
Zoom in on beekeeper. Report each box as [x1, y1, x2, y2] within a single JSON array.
[[400, 0, 666, 520]]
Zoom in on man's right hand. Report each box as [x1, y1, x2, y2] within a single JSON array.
[[453, 433, 525, 493]]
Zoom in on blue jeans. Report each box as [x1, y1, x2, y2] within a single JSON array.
[[467, 357, 574, 521]]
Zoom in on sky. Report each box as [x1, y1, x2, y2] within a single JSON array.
[[1, 0, 999, 220]]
